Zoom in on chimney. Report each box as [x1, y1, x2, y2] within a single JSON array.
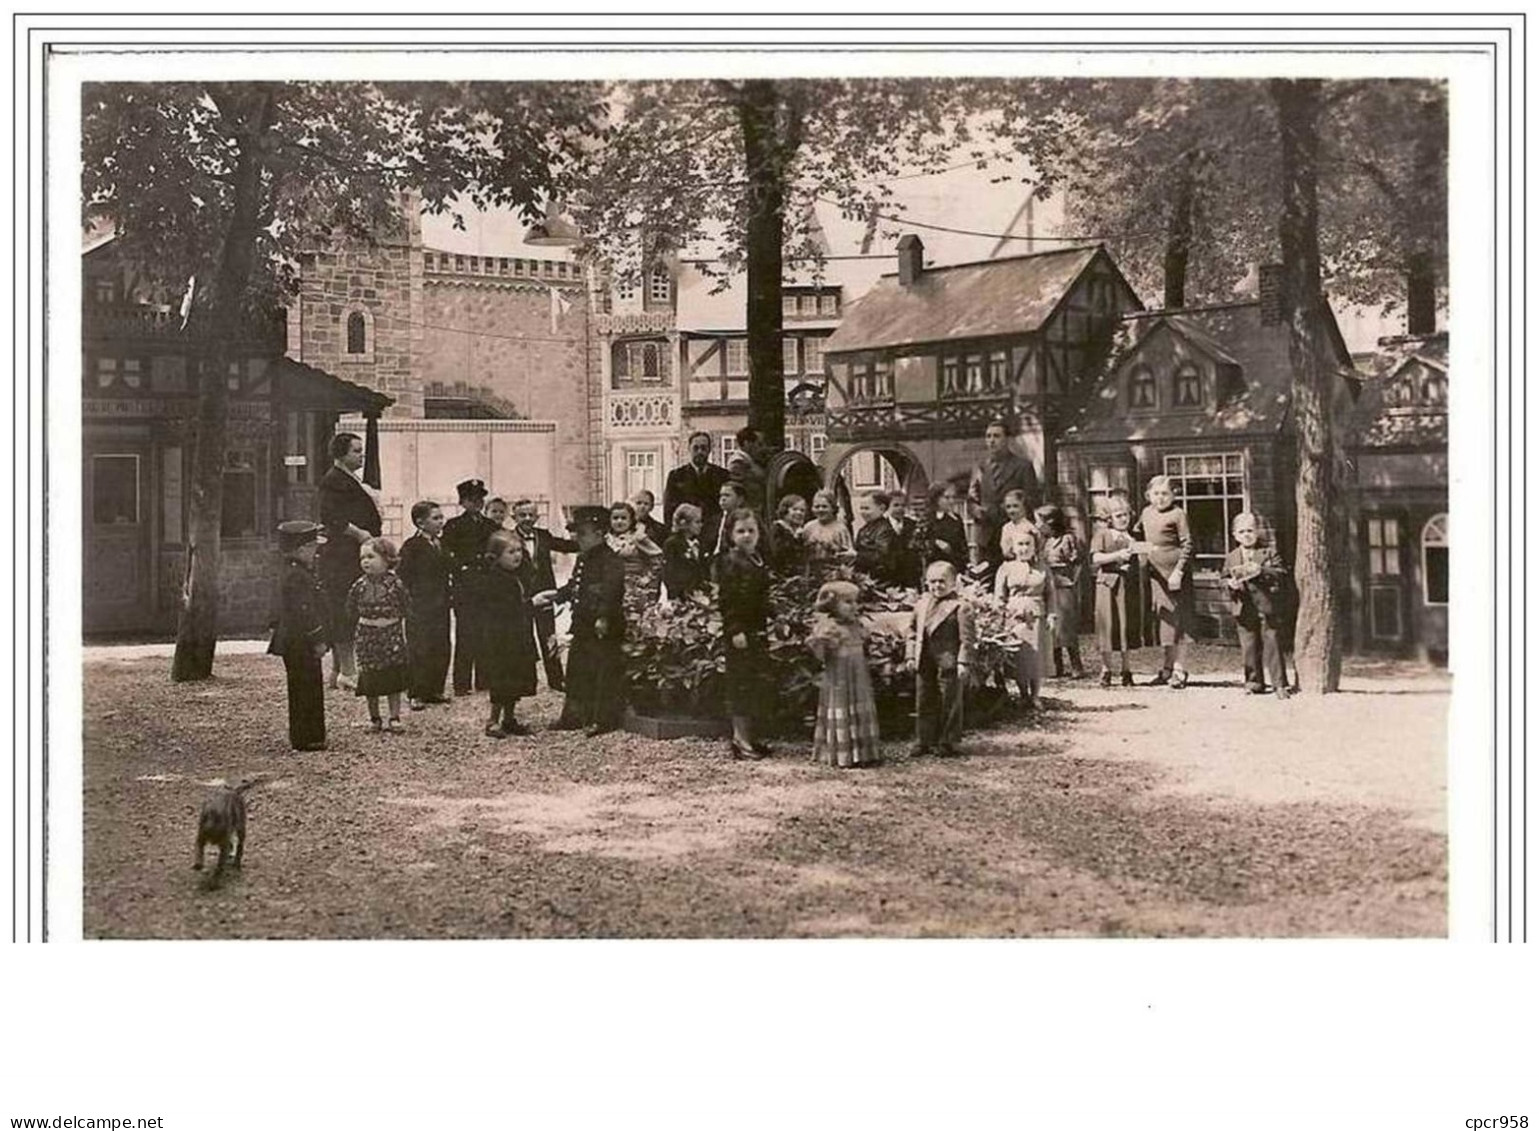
[[1257, 263, 1283, 326], [897, 233, 924, 287]]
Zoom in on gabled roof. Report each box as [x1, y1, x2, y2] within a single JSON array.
[[822, 245, 1122, 354], [1348, 333, 1448, 450], [1062, 300, 1356, 445]]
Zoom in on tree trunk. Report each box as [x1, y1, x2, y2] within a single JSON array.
[[737, 79, 787, 451], [171, 89, 273, 682], [1272, 78, 1342, 694], [1162, 153, 1196, 309]]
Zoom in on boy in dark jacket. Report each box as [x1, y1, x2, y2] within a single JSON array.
[[399, 500, 452, 709], [1223, 512, 1292, 700], [268, 521, 331, 751], [512, 498, 579, 691]]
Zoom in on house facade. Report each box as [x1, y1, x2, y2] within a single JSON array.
[[819, 236, 1144, 504], [1056, 272, 1358, 641], [83, 240, 390, 636], [590, 261, 842, 503], [1346, 333, 1448, 662]]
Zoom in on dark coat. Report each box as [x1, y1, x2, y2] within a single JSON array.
[[889, 514, 922, 588], [441, 511, 500, 608], [315, 466, 382, 597], [519, 525, 580, 593], [769, 520, 807, 578], [480, 563, 539, 703], [663, 460, 731, 528], [661, 533, 709, 601], [268, 561, 329, 659], [639, 515, 668, 547], [968, 453, 1039, 561], [398, 533, 451, 615], [854, 517, 901, 587], [919, 512, 969, 573], [554, 542, 626, 640], [1224, 546, 1289, 622], [716, 548, 771, 640]]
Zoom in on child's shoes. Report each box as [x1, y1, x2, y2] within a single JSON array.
[[1099, 669, 1113, 688], [1120, 670, 1135, 687], [1169, 668, 1189, 689], [385, 718, 405, 734], [1149, 669, 1172, 687]]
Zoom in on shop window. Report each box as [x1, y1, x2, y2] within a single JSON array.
[[1162, 452, 1247, 574], [1422, 514, 1448, 606], [91, 455, 140, 525], [1173, 362, 1203, 407], [1129, 364, 1157, 409], [221, 450, 259, 539]]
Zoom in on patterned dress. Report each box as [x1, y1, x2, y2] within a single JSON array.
[[808, 616, 881, 768], [1091, 527, 1145, 652], [800, 517, 854, 579], [346, 571, 412, 697]]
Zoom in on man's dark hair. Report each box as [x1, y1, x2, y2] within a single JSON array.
[[329, 432, 361, 461], [735, 425, 761, 449], [410, 500, 440, 527]]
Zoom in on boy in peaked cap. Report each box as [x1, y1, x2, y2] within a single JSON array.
[[442, 478, 498, 695], [532, 506, 627, 736], [268, 521, 331, 751]]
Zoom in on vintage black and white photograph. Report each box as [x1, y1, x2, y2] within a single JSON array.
[[76, 70, 1452, 939]]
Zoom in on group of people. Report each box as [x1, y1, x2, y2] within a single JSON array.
[[267, 422, 1298, 769]]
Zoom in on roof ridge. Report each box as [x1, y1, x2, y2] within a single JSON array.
[[1124, 300, 1260, 319], [872, 243, 1100, 280]]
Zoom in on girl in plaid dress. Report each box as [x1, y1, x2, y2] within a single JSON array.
[[808, 580, 881, 769]]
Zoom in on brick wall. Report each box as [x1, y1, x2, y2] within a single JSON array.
[[421, 263, 593, 511]]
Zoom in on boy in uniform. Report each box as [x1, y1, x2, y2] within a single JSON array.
[[442, 478, 498, 694], [268, 520, 330, 751], [399, 500, 452, 709], [532, 507, 626, 736]]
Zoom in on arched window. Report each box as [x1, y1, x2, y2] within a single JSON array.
[[345, 311, 368, 356], [1129, 364, 1157, 409], [1173, 362, 1203, 407], [1422, 513, 1448, 606]]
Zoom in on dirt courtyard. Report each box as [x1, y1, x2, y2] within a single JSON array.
[[81, 645, 1447, 938]]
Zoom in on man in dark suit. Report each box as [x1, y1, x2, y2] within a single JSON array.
[[967, 418, 1040, 570], [442, 478, 499, 694], [663, 430, 730, 533], [512, 497, 580, 692], [533, 507, 627, 737]]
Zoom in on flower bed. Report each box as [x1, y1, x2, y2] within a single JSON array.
[[622, 567, 1024, 734]]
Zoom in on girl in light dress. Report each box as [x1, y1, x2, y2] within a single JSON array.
[[807, 580, 881, 769], [994, 526, 1051, 711], [1136, 475, 1195, 688], [1089, 491, 1144, 687], [800, 488, 856, 578]]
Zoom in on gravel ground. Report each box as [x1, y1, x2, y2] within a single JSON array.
[[82, 645, 1447, 938]]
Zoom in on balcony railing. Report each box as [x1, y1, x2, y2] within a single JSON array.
[[608, 391, 677, 430], [85, 304, 285, 347]]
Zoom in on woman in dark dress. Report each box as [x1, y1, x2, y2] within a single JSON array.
[[716, 507, 773, 760], [315, 431, 382, 689], [919, 481, 969, 574]]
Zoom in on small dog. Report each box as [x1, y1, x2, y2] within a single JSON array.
[[193, 778, 256, 878]]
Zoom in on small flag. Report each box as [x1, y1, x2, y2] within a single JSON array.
[[549, 285, 572, 334], [178, 275, 196, 330]]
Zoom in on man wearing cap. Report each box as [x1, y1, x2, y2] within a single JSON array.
[[532, 506, 627, 736], [268, 521, 330, 751], [442, 479, 499, 695]]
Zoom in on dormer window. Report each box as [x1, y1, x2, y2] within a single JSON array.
[[1129, 364, 1157, 409], [1173, 362, 1202, 407]]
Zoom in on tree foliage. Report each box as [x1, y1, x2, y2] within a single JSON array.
[[1035, 78, 1446, 315], [564, 78, 1054, 446], [82, 81, 600, 679]]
